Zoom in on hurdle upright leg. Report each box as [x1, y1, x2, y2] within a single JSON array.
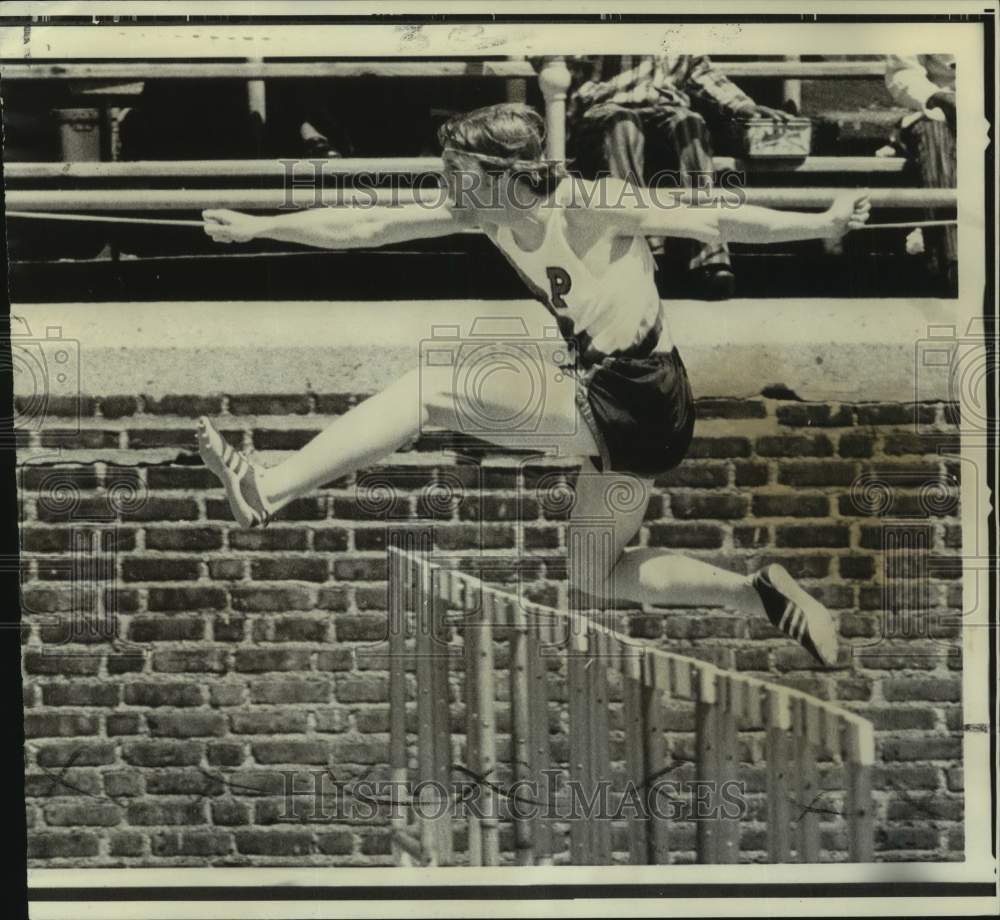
[[463, 586, 483, 867], [844, 718, 876, 862], [471, 591, 500, 865], [765, 690, 793, 863], [567, 627, 595, 864], [622, 648, 651, 864], [509, 600, 535, 864], [414, 561, 453, 864], [643, 654, 673, 865], [695, 668, 722, 864], [430, 589, 455, 865], [527, 612, 554, 865], [388, 547, 412, 866], [587, 633, 613, 865], [715, 676, 741, 863], [795, 699, 821, 863]]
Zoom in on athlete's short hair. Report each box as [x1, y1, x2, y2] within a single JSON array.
[[437, 103, 566, 195]]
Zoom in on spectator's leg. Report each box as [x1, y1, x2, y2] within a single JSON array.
[[904, 117, 957, 287], [642, 106, 732, 283], [569, 103, 645, 182]]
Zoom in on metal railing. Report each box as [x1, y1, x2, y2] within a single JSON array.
[[4, 186, 956, 211], [0, 58, 889, 81], [3, 56, 954, 216], [3, 155, 911, 180]]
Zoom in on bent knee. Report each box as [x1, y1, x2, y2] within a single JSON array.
[[663, 108, 708, 135], [608, 113, 643, 138]]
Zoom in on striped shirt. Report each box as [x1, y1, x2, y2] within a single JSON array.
[[570, 55, 756, 117]]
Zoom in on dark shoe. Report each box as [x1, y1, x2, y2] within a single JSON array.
[[752, 563, 838, 667], [695, 265, 736, 300], [302, 136, 342, 158]]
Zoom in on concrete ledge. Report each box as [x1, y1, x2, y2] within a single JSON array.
[[11, 299, 970, 403]]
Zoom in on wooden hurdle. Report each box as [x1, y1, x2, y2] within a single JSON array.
[[387, 546, 876, 867]]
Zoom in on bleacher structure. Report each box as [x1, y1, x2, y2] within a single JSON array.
[[1, 56, 955, 213], [1, 56, 959, 300]]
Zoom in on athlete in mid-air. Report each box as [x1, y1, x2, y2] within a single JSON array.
[[198, 103, 870, 666]]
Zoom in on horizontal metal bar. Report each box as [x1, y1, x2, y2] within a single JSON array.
[[0, 60, 538, 81], [4, 155, 908, 181], [0, 60, 888, 82], [721, 61, 885, 78], [4, 158, 442, 180], [5, 186, 956, 211], [714, 156, 906, 174]]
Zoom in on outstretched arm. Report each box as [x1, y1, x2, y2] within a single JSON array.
[[607, 183, 870, 244], [715, 192, 871, 243], [203, 202, 473, 249]]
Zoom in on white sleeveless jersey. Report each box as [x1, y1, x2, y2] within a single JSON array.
[[486, 181, 663, 356]]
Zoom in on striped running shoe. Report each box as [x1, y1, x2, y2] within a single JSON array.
[[197, 417, 273, 529], [751, 563, 838, 667]]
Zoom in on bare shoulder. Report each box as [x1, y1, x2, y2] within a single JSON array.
[[561, 175, 646, 236]]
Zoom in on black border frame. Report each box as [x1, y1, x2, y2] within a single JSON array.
[[1, 7, 996, 913]]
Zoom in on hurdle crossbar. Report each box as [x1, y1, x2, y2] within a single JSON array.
[[387, 546, 876, 867]]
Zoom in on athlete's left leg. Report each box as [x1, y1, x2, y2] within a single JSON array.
[[198, 357, 600, 527], [566, 460, 838, 666], [566, 459, 759, 612]]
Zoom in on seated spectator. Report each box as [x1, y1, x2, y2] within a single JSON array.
[[884, 54, 956, 289], [567, 55, 793, 300], [266, 69, 440, 160], [116, 80, 265, 256], [265, 81, 353, 158], [119, 80, 263, 160]]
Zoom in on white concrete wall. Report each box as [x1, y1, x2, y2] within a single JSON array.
[[11, 298, 972, 402]]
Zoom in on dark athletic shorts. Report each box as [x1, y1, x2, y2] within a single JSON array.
[[570, 340, 695, 479]]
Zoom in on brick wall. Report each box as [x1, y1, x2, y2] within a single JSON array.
[[18, 393, 965, 866]]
